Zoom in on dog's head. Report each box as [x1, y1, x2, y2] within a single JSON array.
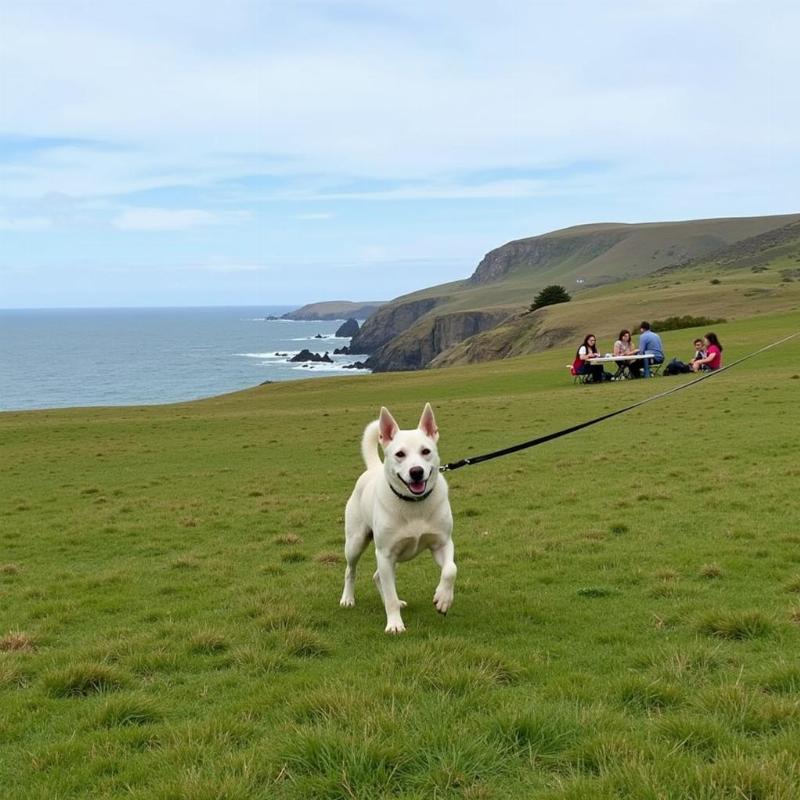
[[378, 403, 440, 498]]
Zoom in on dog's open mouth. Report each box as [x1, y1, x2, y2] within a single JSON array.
[[406, 480, 427, 495]]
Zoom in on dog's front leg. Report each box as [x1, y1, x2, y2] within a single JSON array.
[[431, 539, 457, 615], [375, 550, 405, 634]]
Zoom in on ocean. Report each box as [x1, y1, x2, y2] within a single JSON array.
[[0, 306, 370, 412]]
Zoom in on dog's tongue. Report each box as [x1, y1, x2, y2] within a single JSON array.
[[408, 481, 427, 495]]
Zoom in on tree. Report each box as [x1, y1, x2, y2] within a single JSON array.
[[530, 284, 571, 311]]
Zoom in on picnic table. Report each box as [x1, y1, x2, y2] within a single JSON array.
[[591, 353, 658, 378]]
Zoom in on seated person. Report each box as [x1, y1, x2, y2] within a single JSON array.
[[613, 329, 635, 356], [691, 333, 723, 372], [574, 334, 611, 383], [612, 329, 635, 378], [688, 338, 707, 370], [665, 338, 706, 375], [628, 321, 664, 378]]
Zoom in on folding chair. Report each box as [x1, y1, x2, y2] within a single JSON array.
[[612, 363, 632, 381], [567, 364, 590, 384]]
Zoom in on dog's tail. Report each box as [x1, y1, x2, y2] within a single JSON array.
[[361, 420, 382, 471]]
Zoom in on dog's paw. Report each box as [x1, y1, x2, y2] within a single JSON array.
[[385, 619, 406, 634], [399, 599, 407, 608], [339, 595, 355, 608], [433, 588, 454, 615]]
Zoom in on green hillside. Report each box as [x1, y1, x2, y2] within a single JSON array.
[[433, 229, 800, 367], [351, 213, 800, 371], [2, 309, 800, 798], [282, 300, 385, 321]]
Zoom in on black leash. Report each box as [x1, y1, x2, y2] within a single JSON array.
[[439, 331, 800, 473]]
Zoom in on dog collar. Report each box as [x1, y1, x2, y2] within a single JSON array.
[[389, 482, 434, 503]]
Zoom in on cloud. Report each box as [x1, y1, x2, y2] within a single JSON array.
[[2, 1, 797, 197], [295, 212, 335, 220], [112, 207, 249, 231], [0, 216, 52, 231], [2, 1, 799, 307]]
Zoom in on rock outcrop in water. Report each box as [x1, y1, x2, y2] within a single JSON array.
[[335, 318, 360, 337], [289, 349, 333, 363]]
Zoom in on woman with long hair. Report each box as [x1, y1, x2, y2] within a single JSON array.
[[613, 329, 634, 356], [575, 334, 610, 383]]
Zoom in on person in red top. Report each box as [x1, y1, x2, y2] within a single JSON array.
[[691, 332, 723, 371]]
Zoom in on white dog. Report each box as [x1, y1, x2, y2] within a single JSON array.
[[339, 404, 456, 633]]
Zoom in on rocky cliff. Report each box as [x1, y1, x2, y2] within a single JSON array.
[[366, 309, 513, 372], [349, 297, 445, 354], [335, 318, 360, 337], [469, 230, 628, 284], [430, 309, 576, 368]]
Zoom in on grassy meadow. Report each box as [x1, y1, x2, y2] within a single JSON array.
[[2, 311, 800, 799]]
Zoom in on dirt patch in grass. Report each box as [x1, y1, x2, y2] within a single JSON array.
[[0, 631, 35, 652]]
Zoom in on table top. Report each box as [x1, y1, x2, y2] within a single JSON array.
[[591, 354, 652, 363]]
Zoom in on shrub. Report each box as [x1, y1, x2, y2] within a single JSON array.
[[650, 315, 726, 332]]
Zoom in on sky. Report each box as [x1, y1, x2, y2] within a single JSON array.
[[1, 0, 798, 308]]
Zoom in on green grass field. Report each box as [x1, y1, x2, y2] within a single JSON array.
[[2, 312, 800, 799]]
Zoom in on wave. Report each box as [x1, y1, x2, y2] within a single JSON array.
[[288, 334, 350, 342], [291, 362, 370, 373], [236, 351, 299, 359]]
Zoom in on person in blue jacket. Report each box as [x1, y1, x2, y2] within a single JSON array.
[[628, 321, 664, 378]]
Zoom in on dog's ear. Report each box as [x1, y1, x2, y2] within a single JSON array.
[[418, 403, 439, 442], [378, 407, 399, 446]]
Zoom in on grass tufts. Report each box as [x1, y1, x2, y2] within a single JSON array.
[[189, 630, 229, 654], [44, 663, 128, 697], [94, 694, 162, 727], [314, 551, 342, 565], [258, 603, 303, 631], [655, 713, 729, 756], [282, 627, 330, 658], [698, 610, 772, 640], [699, 563, 723, 579], [576, 586, 615, 598], [785, 574, 800, 593], [492, 707, 582, 760], [274, 533, 301, 545], [619, 676, 683, 711], [700, 684, 800, 735], [278, 727, 409, 797], [758, 664, 800, 694], [609, 523, 629, 535]]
